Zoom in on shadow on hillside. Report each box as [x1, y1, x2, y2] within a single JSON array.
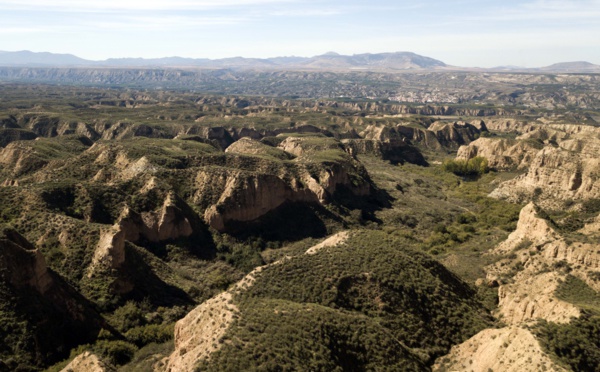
[[225, 202, 343, 242], [119, 243, 195, 308]]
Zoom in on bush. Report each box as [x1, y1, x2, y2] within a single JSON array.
[[110, 301, 146, 333], [125, 323, 174, 347], [69, 340, 138, 367], [442, 157, 489, 177], [535, 317, 600, 372]]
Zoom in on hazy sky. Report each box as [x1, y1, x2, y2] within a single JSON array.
[[0, 0, 598, 67]]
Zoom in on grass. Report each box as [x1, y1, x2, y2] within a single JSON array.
[[555, 275, 600, 314]]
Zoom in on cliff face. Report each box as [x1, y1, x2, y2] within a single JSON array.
[[394, 121, 484, 150], [459, 123, 600, 207], [0, 228, 108, 368], [116, 193, 195, 244], [456, 137, 541, 170], [0, 228, 53, 294], [435, 196, 600, 369], [490, 144, 600, 206], [194, 137, 371, 231]]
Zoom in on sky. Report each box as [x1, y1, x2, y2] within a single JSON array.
[[0, 0, 599, 67]]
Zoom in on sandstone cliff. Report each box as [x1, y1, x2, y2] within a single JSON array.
[[435, 200, 600, 369], [489, 124, 600, 207], [394, 121, 484, 150], [456, 137, 541, 170], [195, 136, 372, 232]]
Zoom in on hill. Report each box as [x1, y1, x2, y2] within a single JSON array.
[[0, 50, 447, 70]]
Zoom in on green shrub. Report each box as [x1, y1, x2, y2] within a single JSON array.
[[442, 157, 489, 177], [69, 340, 138, 367], [125, 323, 174, 347], [110, 301, 146, 333], [535, 316, 600, 372]]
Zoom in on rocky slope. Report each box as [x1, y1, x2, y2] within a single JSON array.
[[456, 137, 541, 170], [435, 120, 600, 370], [61, 352, 117, 372], [435, 199, 600, 369], [434, 327, 568, 372], [160, 231, 350, 372], [162, 230, 492, 371], [0, 227, 110, 369], [452, 123, 600, 208]]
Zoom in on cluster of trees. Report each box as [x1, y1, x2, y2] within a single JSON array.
[[442, 156, 489, 177]]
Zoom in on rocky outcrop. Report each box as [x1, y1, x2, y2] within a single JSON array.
[[352, 124, 426, 164], [489, 124, 600, 206], [0, 141, 48, 175], [434, 327, 568, 372], [57, 122, 100, 140], [497, 271, 580, 324], [194, 137, 372, 232], [117, 193, 195, 243], [394, 121, 484, 150], [456, 137, 541, 170], [189, 127, 234, 150], [396, 125, 443, 150], [61, 352, 116, 372], [482, 118, 535, 133], [494, 203, 558, 254], [429, 121, 482, 147], [197, 169, 319, 231], [87, 226, 127, 277], [0, 227, 54, 294], [438, 200, 600, 369], [490, 144, 600, 206], [342, 138, 427, 165], [487, 202, 600, 320]]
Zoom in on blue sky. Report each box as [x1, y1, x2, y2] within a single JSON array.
[[0, 0, 598, 67]]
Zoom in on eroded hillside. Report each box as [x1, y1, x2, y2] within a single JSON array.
[[0, 83, 598, 371]]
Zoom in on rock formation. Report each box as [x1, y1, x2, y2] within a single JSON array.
[[434, 327, 567, 372], [61, 352, 116, 372], [195, 137, 372, 232], [456, 137, 541, 170], [487, 124, 600, 207]]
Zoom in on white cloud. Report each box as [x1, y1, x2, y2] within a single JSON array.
[[268, 9, 341, 17], [0, 0, 294, 11], [0, 27, 44, 34], [86, 15, 248, 31]]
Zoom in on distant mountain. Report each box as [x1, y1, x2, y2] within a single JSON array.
[[0, 50, 91, 66], [101, 56, 211, 67], [299, 52, 447, 70], [0, 50, 598, 72], [539, 61, 600, 72], [0, 50, 446, 70]]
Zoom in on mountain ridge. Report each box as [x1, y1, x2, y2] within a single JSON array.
[[1, 50, 598, 72]]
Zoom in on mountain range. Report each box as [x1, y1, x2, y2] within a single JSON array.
[[1, 50, 599, 72]]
